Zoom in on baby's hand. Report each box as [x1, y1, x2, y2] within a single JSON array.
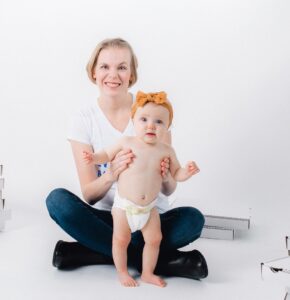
[[83, 150, 94, 164], [186, 161, 200, 177]]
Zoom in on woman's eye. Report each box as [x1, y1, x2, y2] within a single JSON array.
[[100, 65, 108, 69], [119, 65, 127, 70]]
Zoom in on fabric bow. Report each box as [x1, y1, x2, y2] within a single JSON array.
[[131, 90, 173, 127], [136, 91, 167, 106]]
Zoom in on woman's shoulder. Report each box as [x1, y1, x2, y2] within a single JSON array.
[[67, 104, 100, 143], [69, 104, 101, 129]]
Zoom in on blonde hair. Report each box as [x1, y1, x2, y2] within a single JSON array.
[[86, 38, 138, 88], [131, 91, 173, 127]]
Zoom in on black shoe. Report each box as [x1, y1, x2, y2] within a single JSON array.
[[155, 249, 208, 280], [52, 240, 114, 269]]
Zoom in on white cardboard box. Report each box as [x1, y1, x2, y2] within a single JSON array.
[[0, 178, 4, 190], [0, 209, 11, 231], [201, 225, 234, 240], [204, 214, 250, 230], [261, 256, 290, 288]]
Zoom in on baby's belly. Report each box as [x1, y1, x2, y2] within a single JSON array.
[[117, 170, 162, 205]]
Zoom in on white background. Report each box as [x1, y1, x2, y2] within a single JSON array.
[[1, 1, 290, 299], [1, 0, 289, 218]]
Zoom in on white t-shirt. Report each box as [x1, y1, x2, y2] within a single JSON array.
[[67, 102, 170, 213]]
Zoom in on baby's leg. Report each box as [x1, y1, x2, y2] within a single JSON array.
[[112, 208, 138, 287], [141, 208, 166, 287]]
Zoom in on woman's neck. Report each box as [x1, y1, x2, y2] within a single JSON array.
[[97, 92, 133, 132], [98, 93, 132, 112]]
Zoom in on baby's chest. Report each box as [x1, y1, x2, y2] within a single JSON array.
[[133, 148, 168, 170]]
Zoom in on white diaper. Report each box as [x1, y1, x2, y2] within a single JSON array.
[[113, 191, 157, 233]]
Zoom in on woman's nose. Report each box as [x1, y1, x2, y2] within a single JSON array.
[[108, 69, 118, 78]]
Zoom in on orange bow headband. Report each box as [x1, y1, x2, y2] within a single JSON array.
[[131, 91, 173, 127]]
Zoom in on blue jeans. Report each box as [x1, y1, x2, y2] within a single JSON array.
[[46, 188, 205, 258]]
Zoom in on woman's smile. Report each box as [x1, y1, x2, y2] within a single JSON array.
[[105, 81, 121, 88]]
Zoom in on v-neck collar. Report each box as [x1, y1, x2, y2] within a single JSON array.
[[96, 97, 133, 135]]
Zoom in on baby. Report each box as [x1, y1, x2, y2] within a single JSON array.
[[83, 91, 199, 287]]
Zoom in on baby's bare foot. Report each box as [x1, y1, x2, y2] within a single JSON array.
[[118, 272, 138, 287], [141, 273, 166, 287]]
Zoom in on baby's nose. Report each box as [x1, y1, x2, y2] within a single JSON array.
[[147, 122, 155, 129]]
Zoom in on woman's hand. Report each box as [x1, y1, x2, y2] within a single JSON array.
[[106, 149, 135, 182], [160, 157, 171, 182], [160, 156, 177, 195]]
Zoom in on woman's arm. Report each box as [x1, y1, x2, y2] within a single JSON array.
[[70, 140, 133, 205]]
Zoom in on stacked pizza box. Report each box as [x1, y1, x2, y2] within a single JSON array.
[[0, 165, 11, 231], [201, 214, 250, 240]]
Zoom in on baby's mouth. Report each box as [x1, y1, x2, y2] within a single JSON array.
[[146, 133, 156, 136]]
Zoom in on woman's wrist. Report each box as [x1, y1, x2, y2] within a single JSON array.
[[103, 170, 116, 185], [83, 172, 114, 204]]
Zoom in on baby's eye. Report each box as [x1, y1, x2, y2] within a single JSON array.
[[140, 117, 147, 122], [156, 119, 163, 125]]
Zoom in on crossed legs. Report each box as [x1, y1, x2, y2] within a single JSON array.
[[46, 188, 207, 280]]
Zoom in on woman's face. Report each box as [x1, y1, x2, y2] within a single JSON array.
[[93, 47, 132, 97]]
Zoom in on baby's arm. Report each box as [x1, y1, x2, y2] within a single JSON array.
[[83, 138, 126, 165], [169, 147, 200, 182]]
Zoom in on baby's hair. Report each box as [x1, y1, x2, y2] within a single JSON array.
[[86, 38, 138, 87], [131, 91, 173, 127]]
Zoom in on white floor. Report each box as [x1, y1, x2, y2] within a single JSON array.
[[0, 205, 289, 300]]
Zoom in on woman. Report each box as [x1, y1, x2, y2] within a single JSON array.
[[46, 38, 208, 280]]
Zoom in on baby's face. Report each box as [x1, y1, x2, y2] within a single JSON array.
[[133, 102, 170, 144]]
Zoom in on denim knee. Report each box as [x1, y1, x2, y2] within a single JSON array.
[[45, 188, 72, 219], [180, 206, 205, 239]]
